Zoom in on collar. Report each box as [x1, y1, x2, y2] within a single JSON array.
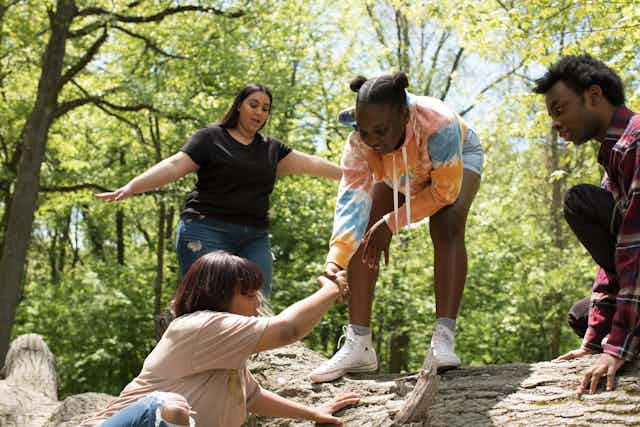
[[598, 106, 636, 166], [601, 106, 636, 145]]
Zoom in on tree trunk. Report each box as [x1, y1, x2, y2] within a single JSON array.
[[116, 209, 125, 265], [547, 127, 567, 359], [81, 204, 104, 261], [4, 333, 640, 426], [151, 115, 166, 334], [116, 150, 126, 265], [0, 0, 76, 364], [154, 200, 166, 318], [548, 127, 566, 251]]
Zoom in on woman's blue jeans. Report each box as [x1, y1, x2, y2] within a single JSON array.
[[102, 394, 184, 427], [175, 215, 273, 297]]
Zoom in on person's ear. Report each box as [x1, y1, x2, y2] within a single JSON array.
[[585, 84, 604, 108]]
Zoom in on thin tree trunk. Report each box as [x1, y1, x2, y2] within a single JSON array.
[[0, 0, 76, 363], [154, 201, 166, 317], [165, 206, 174, 241], [49, 228, 58, 284], [58, 209, 71, 276], [151, 115, 165, 321], [81, 204, 104, 260], [549, 127, 565, 250], [116, 209, 125, 265], [116, 150, 125, 265], [548, 127, 566, 358]]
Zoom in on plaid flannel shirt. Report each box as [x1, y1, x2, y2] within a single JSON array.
[[582, 106, 640, 361]]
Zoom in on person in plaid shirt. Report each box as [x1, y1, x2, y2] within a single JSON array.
[[533, 54, 639, 395]]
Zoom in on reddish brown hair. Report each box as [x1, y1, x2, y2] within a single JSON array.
[[172, 251, 263, 317]]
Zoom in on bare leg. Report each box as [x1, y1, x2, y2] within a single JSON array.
[[429, 169, 481, 319], [348, 182, 403, 326]]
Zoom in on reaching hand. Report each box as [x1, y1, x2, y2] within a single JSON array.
[[578, 353, 625, 395], [95, 184, 134, 202], [322, 262, 348, 303], [362, 219, 392, 269], [554, 348, 595, 361], [312, 392, 360, 424]]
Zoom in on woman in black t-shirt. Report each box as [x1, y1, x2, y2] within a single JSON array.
[[96, 84, 342, 296]]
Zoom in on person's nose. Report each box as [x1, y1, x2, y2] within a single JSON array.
[[552, 117, 563, 131]]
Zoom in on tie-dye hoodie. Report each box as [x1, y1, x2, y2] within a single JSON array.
[[327, 94, 468, 269]]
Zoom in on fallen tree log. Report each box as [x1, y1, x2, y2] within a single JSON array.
[[2, 333, 640, 426]]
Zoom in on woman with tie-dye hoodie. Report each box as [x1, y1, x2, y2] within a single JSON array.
[[310, 72, 484, 383]]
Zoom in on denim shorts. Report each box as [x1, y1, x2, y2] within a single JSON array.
[[175, 215, 273, 296], [101, 392, 194, 427], [462, 128, 484, 176]]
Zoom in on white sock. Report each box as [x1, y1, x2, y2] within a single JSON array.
[[436, 317, 456, 333], [350, 323, 371, 336]]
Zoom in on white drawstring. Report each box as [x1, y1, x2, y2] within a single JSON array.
[[402, 145, 411, 226], [392, 153, 399, 240]]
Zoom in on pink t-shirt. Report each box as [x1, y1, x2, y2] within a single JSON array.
[[80, 310, 269, 427]]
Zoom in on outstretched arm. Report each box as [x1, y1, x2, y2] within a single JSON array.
[[248, 389, 360, 424], [96, 152, 198, 201], [276, 150, 342, 180], [255, 275, 347, 352]]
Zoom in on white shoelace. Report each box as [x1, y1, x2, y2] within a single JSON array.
[[432, 325, 454, 349], [324, 327, 357, 367]]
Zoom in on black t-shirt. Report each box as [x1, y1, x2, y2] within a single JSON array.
[[180, 125, 292, 227]]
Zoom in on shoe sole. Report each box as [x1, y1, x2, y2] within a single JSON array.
[[309, 361, 378, 383], [436, 364, 460, 374]]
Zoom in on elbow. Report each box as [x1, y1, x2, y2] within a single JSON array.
[[274, 318, 303, 346]]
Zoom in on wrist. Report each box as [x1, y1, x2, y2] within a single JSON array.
[[324, 281, 340, 298], [326, 261, 342, 271], [124, 181, 137, 195]]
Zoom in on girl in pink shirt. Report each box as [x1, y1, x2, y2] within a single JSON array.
[[81, 251, 358, 427]]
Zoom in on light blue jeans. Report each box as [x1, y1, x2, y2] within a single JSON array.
[[175, 215, 273, 297], [102, 393, 190, 427]]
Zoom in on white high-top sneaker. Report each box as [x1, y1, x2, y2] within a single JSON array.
[[430, 323, 461, 371], [309, 325, 378, 383]]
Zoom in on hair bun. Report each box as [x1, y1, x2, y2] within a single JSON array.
[[393, 72, 409, 89], [350, 75, 368, 92]]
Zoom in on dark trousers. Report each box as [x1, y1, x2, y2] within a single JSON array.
[[563, 184, 620, 338]]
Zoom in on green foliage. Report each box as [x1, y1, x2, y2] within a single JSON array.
[[3, 0, 640, 398], [14, 263, 157, 397]]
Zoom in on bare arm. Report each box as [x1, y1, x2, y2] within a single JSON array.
[[96, 152, 198, 201], [276, 150, 342, 180], [248, 389, 360, 424], [255, 275, 345, 352]]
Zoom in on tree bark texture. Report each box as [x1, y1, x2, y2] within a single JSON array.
[[3, 333, 640, 426], [0, 0, 77, 364]]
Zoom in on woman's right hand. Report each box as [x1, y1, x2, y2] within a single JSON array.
[[323, 262, 348, 303], [96, 184, 134, 202]]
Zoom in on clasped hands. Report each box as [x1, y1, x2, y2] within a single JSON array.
[[321, 218, 393, 303]]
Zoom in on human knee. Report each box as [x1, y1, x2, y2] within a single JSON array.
[[567, 297, 590, 339], [159, 393, 190, 426], [431, 208, 466, 242], [563, 184, 590, 221]]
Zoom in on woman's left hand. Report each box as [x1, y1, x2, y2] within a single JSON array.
[[362, 219, 392, 269], [312, 392, 360, 424]]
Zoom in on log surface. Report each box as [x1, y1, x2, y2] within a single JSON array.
[[3, 334, 640, 426]]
